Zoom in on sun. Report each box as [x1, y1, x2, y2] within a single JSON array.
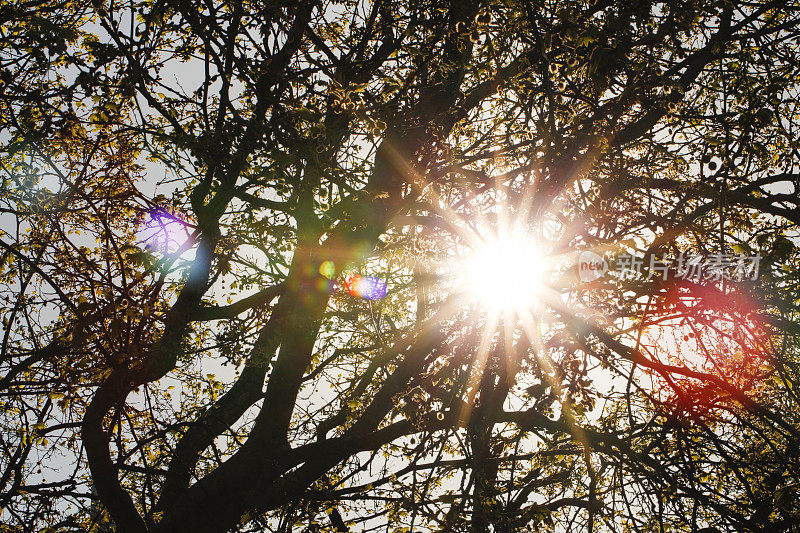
[[464, 233, 548, 312]]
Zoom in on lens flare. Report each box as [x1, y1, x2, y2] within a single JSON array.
[[139, 208, 190, 254], [638, 284, 772, 414], [344, 275, 387, 300]]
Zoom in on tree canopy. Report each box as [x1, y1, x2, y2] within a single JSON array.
[[2, 0, 800, 531]]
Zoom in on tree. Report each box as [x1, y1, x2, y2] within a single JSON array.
[[1, 0, 800, 531]]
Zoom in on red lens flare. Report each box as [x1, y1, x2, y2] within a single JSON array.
[[344, 275, 387, 300], [637, 283, 773, 415]]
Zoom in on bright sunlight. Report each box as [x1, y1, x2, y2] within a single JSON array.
[[464, 233, 548, 312]]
